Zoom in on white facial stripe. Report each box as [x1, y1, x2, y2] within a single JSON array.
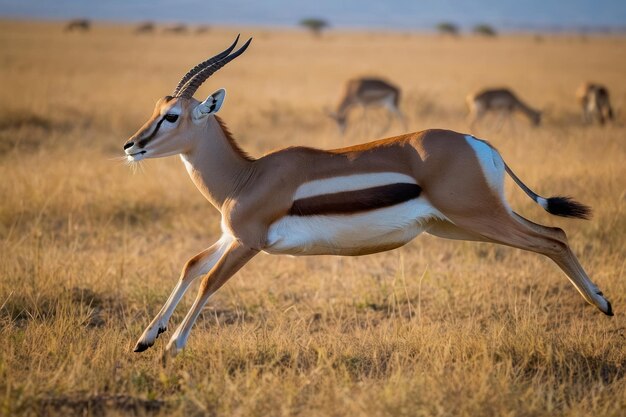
[[465, 135, 505, 196], [294, 172, 417, 200]]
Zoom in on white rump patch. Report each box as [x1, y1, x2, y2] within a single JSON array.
[[464, 135, 505, 197], [264, 198, 444, 256], [294, 172, 416, 200]]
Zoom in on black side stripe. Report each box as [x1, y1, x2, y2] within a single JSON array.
[[288, 183, 422, 216], [138, 116, 167, 148]]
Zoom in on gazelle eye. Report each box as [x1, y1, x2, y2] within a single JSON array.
[[164, 114, 179, 123]]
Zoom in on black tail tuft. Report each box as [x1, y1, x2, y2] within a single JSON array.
[[546, 196, 592, 219]]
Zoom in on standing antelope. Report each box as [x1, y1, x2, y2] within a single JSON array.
[[123, 37, 613, 357], [467, 88, 542, 130], [576, 82, 614, 125], [328, 77, 407, 135]]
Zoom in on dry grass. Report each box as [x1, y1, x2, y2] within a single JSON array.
[[0, 20, 625, 417]]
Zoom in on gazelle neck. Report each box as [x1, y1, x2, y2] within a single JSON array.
[[180, 116, 254, 209], [336, 97, 354, 118], [516, 100, 539, 120]]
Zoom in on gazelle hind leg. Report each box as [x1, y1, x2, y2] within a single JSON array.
[[426, 219, 493, 243], [133, 235, 233, 352], [445, 210, 612, 315], [510, 212, 612, 314], [377, 111, 394, 136]]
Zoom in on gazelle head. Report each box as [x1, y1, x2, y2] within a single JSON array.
[[531, 110, 542, 126], [326, 110, 347, 135], [123, 36, 251, 162]]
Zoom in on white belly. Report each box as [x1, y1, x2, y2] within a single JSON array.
[[264, 197, 444, 256]]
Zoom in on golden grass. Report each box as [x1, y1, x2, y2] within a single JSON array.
[[0, 20, 625, 416]]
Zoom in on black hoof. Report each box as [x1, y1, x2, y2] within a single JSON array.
[[133, 342, 151, 352], [604, 300, 614, 317]]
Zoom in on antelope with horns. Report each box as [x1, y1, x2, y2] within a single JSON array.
[[467, 88, 542, 131], [327, 77, 407, 135], [123, 36, 613, 357], [576, 82, 614, 125]]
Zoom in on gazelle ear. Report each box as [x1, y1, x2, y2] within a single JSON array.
[[192, 88, 226, 121]]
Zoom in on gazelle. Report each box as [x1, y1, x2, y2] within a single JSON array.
[[135, 22, 155, 34], [64, 19, 90, 32], [467, 88, 542, 130], [163, 24, 188, 35], [576, 82, 614, 125], [327, 77, 407, 135], [123, 37, 613, 357]]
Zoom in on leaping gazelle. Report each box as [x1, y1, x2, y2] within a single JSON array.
[[123, 37, 613, 356]]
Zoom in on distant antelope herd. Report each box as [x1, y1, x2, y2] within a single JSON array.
[[65, 20, 614, 131], [330, 80, 613, 134], [123, 37, 613, 356]]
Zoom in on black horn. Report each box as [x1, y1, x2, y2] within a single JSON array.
[[172, 34, 241, 97], [177, 37, 252, 99]]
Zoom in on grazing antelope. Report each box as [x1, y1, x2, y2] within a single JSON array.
[[163, 24, 188, 35], [123, 37, 613, 357], [64, 19, 90, 32], [328, 77, 407, 135], [576, 82, 614, 125], [467, 88, 542, 130], [196, 25, 211, 35], [135, 22, 155, 34]]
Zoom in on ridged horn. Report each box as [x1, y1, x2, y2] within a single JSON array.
[[177, 37, 252, 99], [172, 34, 241, 97]]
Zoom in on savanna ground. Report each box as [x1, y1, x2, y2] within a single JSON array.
[[0, 20, 625, 416]]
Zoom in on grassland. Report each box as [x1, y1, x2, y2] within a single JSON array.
[[0, 20, 624, 416]]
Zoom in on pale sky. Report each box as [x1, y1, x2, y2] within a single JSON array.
[[1, 0, 625, 31]]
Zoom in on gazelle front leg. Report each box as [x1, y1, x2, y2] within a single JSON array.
[[166, 240, 258, 356], [467, 107, 483, 133], [133, 235, 234, 352], [396, 109, 408, 132]]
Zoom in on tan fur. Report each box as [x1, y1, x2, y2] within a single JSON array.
[[466, 87, 542, 130], [329, 77, 406, 134], [124, 51, 611, 356], [576, 82, 614, 125]]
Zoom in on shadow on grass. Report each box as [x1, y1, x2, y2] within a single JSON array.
[[34, 393, 168, 417]]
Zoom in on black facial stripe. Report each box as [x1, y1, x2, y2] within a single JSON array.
[[138, 115, 167, 148]]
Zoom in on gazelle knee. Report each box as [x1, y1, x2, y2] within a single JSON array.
[[550, 227, 568, 243], [545, 239, 568, 256], [539, 230, 570, 256], [181, 252, 208, 282]]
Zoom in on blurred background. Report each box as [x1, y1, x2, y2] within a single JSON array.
[[0, 2, 625, 417], [3, 0, 626, 32]]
